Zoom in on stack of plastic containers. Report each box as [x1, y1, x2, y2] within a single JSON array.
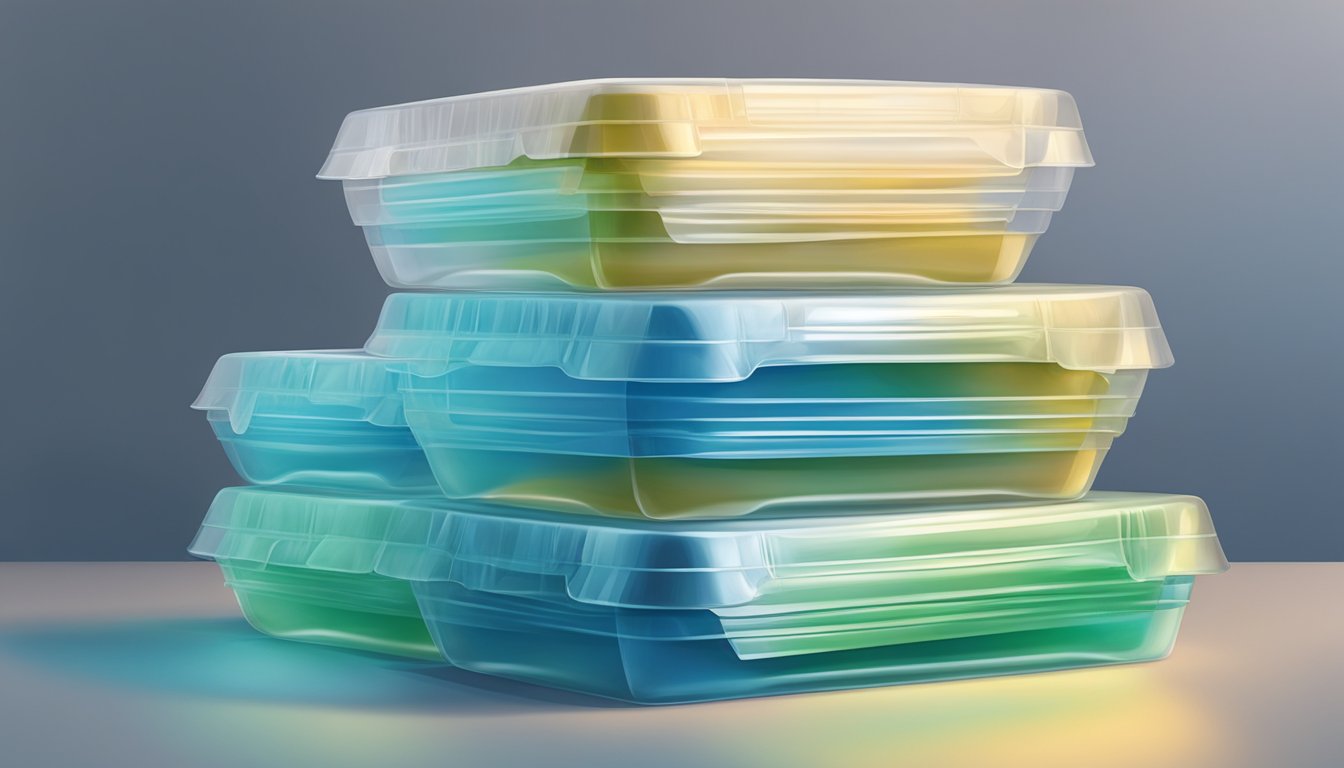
[[189, 80, 1227, 704]]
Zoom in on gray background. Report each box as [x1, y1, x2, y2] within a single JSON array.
[[1, 0, 1340, 561]]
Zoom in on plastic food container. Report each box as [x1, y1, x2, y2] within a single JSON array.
[[319, 79, 1092, 289], [193, 350, 436, 491], [364, 285, 1171, 519], [378, 492, 1227, 704], [188, 486, 444, 660], [339, 161, 1069, 290]]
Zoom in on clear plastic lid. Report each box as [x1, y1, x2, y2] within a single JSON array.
[[189, 487, 1226, 611], [189, 487, 441, 574], [192, 350, 406, 433], [364, 286, 1172, 382], [318, 79, 1093, 180], [384, 492, 1225, 611]]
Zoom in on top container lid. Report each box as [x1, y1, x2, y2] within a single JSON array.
[[192, 350, 405, 433], [318, 79, 1093, 180], [364, 286, 1172, 381]]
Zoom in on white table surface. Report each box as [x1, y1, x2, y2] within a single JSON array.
[[0, 562, 1339, 768]]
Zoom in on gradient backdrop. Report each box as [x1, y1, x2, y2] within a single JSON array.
[[1, 0, 1340, 560]]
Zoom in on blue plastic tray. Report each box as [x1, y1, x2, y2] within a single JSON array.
[[193, 351, 436, 491], [189, 488, 1225, 703], [363, 287, 1172, 517], [411, 576, 1196, 703], [375, 491, 1223, 704]]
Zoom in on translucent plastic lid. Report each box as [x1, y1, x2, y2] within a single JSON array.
[[385, 492, 1226, 611], [189, 487, 442, 574], [364, 286, 1172, 381], [192, 350, 405, 433], [319, 79, 1093, 180], [189, 488, 1226, 612]]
